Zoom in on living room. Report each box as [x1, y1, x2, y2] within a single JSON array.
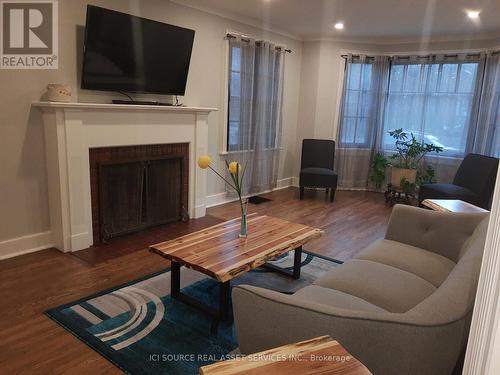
[[0, 0, 499, 374]]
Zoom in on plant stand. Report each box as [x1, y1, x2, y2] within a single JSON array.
[[384, 184, 416, 206]]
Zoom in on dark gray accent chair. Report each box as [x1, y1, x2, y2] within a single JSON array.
[[419, 153, 499, 209], [299, 139, 338, 202]]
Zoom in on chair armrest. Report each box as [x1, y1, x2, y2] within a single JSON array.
[[232, 284, 466, 375], [385, 205, 487, 262]]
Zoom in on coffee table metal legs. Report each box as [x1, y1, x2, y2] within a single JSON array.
[[171, 261, 181, 298], [170, 261, 231, 321], [218, 281, 230, 321], [170, 247, 302, 321], [261, 246, 302, 280]]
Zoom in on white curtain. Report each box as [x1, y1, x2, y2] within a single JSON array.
[[335, 55, 391, 189], [472, 52, 500, 158], [226, 36, 285, 195], [382, 54, 485, 183]]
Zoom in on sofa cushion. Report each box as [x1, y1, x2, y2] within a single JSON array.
[[313, 259, 436, 313], [355, 239, 456, 287], [292, 285, 387, 313]]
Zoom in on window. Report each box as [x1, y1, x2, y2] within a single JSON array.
[[382, 61, 480, 156], [228, 46, 241, 151], [226, 44, 282, 152], [339, 62, 374, 147]]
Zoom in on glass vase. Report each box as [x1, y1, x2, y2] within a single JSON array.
[[239, 199, 248, 238]]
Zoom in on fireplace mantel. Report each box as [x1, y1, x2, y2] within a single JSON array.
[[34, 101, 217, 253], [32, 101, 217, 114]]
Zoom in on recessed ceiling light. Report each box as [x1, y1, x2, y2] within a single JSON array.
[[466, 10, 480, 19], [334, 22, 344, 30]]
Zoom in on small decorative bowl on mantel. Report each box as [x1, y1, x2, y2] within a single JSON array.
[[46, 84, 72, 102]]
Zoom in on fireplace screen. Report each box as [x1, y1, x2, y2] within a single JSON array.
[[99, 157, 183, 240]]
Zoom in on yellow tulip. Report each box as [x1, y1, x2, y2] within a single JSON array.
[[228, 161, 241, 175], [197, 155, 212, 169]]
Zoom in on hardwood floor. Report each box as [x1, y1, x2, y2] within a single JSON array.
[[208, 188, 392, 261], [0, 188, 392, 374]]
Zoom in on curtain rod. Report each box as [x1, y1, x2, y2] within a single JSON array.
[[225, 33, 292, 53], [341, 51, 499, 59]]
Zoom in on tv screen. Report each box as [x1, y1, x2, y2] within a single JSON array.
[[81, 6, 195, 95]]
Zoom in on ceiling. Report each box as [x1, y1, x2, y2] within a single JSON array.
[[174, 0, 500, 42]]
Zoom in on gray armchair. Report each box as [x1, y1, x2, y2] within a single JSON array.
[[232, 205, 489, 375]]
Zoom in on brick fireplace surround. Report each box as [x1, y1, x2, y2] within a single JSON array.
[[89, 143, 189, 244]]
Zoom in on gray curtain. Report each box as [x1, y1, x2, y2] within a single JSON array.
[[335, 52, 499, 190], [472, 52, 500, 158], [335, 55, 391, 189], [383, 54, 486, 183], [226, 36, 285, 195]]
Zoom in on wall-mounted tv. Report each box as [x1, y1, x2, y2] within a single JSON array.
[[81, 5, 195, 96]]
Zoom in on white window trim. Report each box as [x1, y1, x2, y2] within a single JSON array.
[[463, 168, 500, 375]]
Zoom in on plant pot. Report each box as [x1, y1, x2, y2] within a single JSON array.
[[390, 167, 417, 188]]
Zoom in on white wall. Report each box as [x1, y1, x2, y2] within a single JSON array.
[[0, 0, 302, 255]]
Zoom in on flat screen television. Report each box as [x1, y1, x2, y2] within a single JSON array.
[[81, 5, 195, 96]]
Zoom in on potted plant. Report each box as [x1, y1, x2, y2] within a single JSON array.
[[370, 152, 388, 190], [387, 128, 443, 189]]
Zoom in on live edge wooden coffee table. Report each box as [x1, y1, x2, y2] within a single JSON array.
[[199, 335, 373, 375], [150, 213, 323, 321]]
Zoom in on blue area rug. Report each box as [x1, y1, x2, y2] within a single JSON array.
[[46, 251, 339, 374]]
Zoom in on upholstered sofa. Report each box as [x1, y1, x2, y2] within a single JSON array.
[[232, 205, 490, 375]]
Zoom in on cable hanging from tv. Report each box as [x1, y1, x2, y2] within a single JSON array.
[[112, 92, 183, 107]]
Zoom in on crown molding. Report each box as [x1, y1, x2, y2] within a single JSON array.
[[302, 31, 500, 45], [169, 0, 302, 42]]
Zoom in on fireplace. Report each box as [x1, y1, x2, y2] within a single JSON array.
[[89, 143, 189, 244], [35, 101, 215, 252]]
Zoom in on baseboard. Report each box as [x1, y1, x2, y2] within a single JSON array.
[[0, 178, 297, 260], [275, 177, 295, 189], [205, 177, 296, 208], [193, 204, 208, 219], [0, 231, 54, 260], [205, 192, 239, 208], [70, 232, 93, 253]]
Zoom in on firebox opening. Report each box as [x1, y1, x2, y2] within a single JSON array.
[[99, 157, 183, 241], [89, 143, 189, 244]]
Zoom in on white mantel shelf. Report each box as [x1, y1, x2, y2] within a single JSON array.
[[34, 101, 216, 253], [32, 101, 217, 114]]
